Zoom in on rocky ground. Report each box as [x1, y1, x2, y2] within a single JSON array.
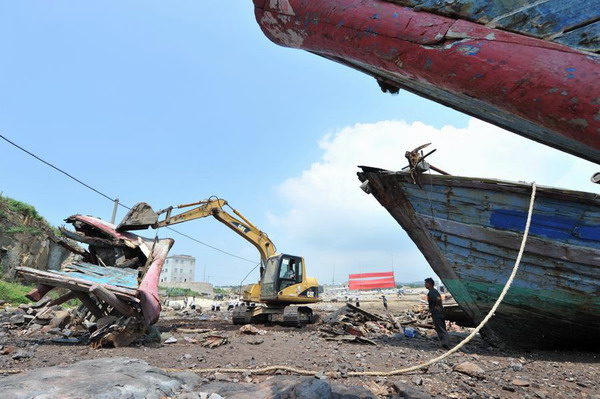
[[0, 296, 598, 398]]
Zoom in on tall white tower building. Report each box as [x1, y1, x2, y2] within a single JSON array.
[[159, 255, 196, 283]]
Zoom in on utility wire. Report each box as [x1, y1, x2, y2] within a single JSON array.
[[0, 133, 124, 206], [164, 227, 256, 263], [0, 133, 257, 264]]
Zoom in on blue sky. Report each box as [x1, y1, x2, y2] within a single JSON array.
[[2, 2, 597, 286]]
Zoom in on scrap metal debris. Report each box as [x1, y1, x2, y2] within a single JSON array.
[[319, 302, 436, 345], [15, 214, 174, 347]]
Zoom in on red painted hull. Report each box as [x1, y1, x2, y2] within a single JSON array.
[[253, 0, 600, 164]]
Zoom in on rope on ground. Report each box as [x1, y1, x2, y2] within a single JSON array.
[[163, 182, 538, 377], [0, 369, 26, 375], [1, 183, 537, 378]]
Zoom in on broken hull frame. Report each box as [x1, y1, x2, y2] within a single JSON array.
[[253, 0, 600, 164], [358, 167, 600, 350], [17, 215, 173, 328]]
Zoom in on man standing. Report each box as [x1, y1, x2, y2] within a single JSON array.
[[382, 295, 388, 311], [425, 278, 450, 348]]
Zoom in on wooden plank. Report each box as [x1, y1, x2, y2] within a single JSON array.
[[47, 291, 77, 307], [60, 263, 139, 289], [16, 266, 138, 296], [90, 285, 135, 316], [74, 292, 105, 320], [387, 0, 532, 24], [488, 0, 600, 38], [555, 20, 600, 53], [25, 284, 54, 302], [420, 215, 600, 267]]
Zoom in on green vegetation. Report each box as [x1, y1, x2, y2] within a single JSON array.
[[213, 287, 229, 294], [0, 196, 43, 221], [0, 195, 60, 237], [161, 287, 201, 297], [5, 226, 42, 235], [0, 279, 33, 304]]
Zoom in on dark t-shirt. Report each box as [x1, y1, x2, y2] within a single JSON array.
[[427, 287, 443, 314]]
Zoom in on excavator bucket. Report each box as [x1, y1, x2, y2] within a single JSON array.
[[116, 202, 159, 231]]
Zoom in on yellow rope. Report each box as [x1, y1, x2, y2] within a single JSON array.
[[2, 183, 538, 378], [0, 369, 26, 375]]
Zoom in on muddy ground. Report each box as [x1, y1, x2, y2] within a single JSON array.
[[1, 296, 598, 398]]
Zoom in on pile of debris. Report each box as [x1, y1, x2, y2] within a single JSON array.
[[0, 296, 147, 349], [2, 297, 87, 342], [319, 303, 435, 345]]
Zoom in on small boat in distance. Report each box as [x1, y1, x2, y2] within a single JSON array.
[[253, 0, 600, 164], [357, 164, 600, 350]]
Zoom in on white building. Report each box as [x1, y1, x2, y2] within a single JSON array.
[[160, 255, 196, 283]]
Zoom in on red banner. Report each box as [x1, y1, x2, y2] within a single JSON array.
[[349, 272, 394, 279], [348, 271, 395, 290]]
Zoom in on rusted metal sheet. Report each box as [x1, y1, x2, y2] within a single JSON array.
[[358, 166, 600, 349], [253, 0, 600, 164], [17, 214, 174, 329]]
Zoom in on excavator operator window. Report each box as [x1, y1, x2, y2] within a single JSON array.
[[279, 256, 301, 290]]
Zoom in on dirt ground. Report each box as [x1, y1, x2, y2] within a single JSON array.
[[1, 296, 599, 398]]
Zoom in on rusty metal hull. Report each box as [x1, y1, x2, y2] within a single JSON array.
[[358, 167, 600, 349], [254, 0, 600, 164], [18, 215, 173, 327]]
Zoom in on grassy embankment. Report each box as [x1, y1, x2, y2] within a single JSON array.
[[0, 195, 57, 304], [0, 279, 32, 304]]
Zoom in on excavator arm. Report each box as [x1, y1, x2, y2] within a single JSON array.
[[118, 198, 276, 264], [118, 197, 321, 326]]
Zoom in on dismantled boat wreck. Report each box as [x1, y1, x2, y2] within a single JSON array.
[[358, 165, 600, 350], [16, 215, 173, 345], [254, 0, 600, 164]]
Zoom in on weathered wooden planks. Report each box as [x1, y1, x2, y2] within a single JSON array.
[[388, 0, 600, 52], [358, 167, 600, 349]]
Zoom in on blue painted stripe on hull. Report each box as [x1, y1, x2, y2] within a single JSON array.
[[489, 209, 600, 242]]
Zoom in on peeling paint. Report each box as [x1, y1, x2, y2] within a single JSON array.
[[455, 42, 482, 56], [261, 11, 306, 48], [569, 118, 589, 129], [269, 0, 296, 15]]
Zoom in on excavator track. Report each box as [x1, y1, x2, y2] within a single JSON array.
[[283, 306, 313, 327]]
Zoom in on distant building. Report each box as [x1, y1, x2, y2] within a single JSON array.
[[160, 255, 196, 283]]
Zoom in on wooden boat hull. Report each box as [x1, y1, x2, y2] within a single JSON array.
[[254, 0, 600, 164], [358, 167, 600, 349]]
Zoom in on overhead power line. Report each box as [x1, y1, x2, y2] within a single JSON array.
[[165, 227, 256, 263], [0, 133, 124, 206], [0, 133, 256, 264]]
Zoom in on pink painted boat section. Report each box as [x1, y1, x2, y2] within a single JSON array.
[[138, 237, 173, 325], [253, 0, 600, 164]]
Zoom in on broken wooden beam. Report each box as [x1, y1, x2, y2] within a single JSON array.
[[90, 285, 135, 316], [74, 292, 105, 320], [26, 284, 54, 302], [47, 291, 77, 307]]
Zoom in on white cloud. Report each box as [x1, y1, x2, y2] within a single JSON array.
[[269, 118, 599, 284]]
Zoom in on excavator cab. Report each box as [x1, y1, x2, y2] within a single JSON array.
[[260, 254, 309, 302]]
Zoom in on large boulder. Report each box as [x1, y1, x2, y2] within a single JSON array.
[[0, 357, 200, 399]]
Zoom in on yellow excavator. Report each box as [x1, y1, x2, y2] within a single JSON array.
[[117, 198, 321, 326]]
